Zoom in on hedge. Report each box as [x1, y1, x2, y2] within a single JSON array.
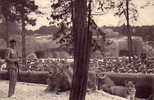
[[0, 71, 48, 84]]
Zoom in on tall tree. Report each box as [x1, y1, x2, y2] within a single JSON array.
[[126, 0, 133, 62], [116, 0, 138, 62], [98, 0, 138, 61], [0, 0, 16, 47], [69, 0, 91, 100], [12, 0, 39, 67]]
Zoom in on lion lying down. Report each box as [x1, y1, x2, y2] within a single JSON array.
[[99, 74, 136, 100]]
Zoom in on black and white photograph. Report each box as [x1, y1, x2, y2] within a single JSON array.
[[0, 0, 154, 100]]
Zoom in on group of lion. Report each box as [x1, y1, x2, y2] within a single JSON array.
[[45, 64, 142, 100]]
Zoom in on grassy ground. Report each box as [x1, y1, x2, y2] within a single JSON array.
[[0, 80, 126, 100]]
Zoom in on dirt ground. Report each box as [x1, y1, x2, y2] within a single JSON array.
[[0, 80, 127, 100]]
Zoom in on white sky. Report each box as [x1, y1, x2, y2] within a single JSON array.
[[27, 0, 154, 30], [93, 0, 154, 27]]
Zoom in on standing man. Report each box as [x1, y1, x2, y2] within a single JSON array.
[[5, 39, 19, 97]]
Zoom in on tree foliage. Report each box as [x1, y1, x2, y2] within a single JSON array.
[[0, 0, 40, 44], [0, 0, 41, 27], [0, 0, 16, 21], [50, 0, 106, 56], [49, 0, 140, 58], [0, 0, 17, 46], [12, 0, 40, 26], [97, 0, 138, 24]]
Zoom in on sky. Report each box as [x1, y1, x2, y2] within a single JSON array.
[[93, 0, 154, 27], [27, 0, 154, 30]]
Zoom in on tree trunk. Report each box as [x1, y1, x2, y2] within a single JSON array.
[[69, 0, 92, 100], [21, 4, 27, 68], [5, 18, 9, 47], [126, 0, 133, 62]]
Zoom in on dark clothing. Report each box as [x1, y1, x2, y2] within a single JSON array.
[[5, 48, 18, 97], [8, 69, 17, 97]]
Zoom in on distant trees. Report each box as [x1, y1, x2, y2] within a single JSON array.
[[102, 25, 154, 41]]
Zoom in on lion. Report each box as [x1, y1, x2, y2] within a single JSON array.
[[46, 63, 98, 94], [98, 74, 136, 99]]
